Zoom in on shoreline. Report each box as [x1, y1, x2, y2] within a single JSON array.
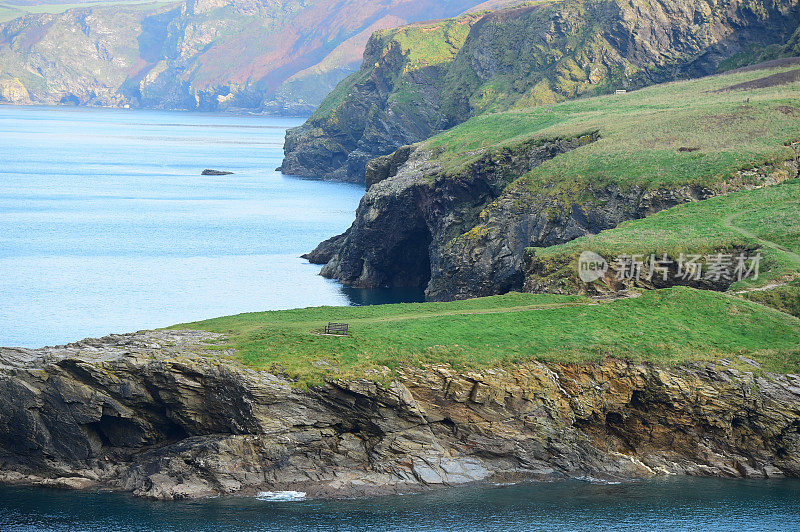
[[1, 328, 797, 501]]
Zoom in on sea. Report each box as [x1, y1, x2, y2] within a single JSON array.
[[0, 105, 422, 349], [1, 478, 799, 531], [1, 105, 798, 531]]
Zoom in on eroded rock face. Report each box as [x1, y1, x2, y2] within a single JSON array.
[[0, 330, 798, 499], [310, 135, 598, 295]]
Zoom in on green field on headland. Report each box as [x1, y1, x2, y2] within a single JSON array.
[[171, 287, 800, 384], [425, 61, 800, 193]]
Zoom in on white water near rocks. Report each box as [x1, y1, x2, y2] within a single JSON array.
[[256, 491, 307, 502], [1, 478, 800, 530]]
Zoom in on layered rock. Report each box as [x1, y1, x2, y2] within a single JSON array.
[[281, 0, 800, 182], [0, 330, 798, 500]]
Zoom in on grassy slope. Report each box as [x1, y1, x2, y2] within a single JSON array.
[[172, 287, 800, 384], [425, 63, 800, 192], [529, 180, 800, 289], [743, 280, 800, 317]]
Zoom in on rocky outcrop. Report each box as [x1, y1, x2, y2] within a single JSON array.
[[281, 0, 800, 182], [0, 330, 798, 500], [307, 131, 746, 300], [309, 134, 599, 294], [0, 0, 486, 113], [202, 169, 233, 176]]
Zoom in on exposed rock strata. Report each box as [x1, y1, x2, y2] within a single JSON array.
[[0, 330, 798, 500], [309, 134, 600, 296]]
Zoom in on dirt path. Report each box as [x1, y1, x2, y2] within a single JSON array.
[[724, 212, 800, 295], [723, 212, 800, 266]]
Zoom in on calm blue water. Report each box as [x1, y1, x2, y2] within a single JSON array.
[[0, 478, 798, 531], [0, 105, 423, 348]]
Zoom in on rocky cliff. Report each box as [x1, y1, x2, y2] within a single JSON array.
[[281, 0, 800, 182], [306, 132, 798, 301], [309, 134, 610, 297], [302, 45, 800, 300], [0, 329, 798, 500], [0, 0, 487, 113]]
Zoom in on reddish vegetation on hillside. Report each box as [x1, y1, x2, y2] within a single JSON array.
[[0, 0, 492, 113]]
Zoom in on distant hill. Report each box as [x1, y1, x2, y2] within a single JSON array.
[[0, 0, 494, 113]]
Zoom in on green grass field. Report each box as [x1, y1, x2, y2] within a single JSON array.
[[171, 287, 800, 384], [528, 179, 800, 291], [425, 63, 800, 194], [742, 280, 800, 317]]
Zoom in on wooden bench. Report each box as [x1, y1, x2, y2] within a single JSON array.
[[323, 322, 349, 336]]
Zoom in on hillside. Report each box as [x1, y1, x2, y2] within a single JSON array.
[[524, 179, 800, 299], [304, 59, 800, 302], [281, 0, 800, 182], [0, 0, 490, 113]]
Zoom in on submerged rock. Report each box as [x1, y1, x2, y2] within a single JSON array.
[[0, 330, 798, 500]]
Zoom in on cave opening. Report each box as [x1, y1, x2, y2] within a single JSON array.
[[383, 226, 433, 289]]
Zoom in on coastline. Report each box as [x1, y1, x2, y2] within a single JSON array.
[[1, 328, 797, 500]]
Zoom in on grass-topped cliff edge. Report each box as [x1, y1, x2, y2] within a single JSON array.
[[170, 287, 800, 385], [305, 58, 800, 303]]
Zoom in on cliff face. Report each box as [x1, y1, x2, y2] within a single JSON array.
[[306, 114, 800, 300], [0, 0, 486, 113], [1, 330, 798, 500], [311, 134, 611, 296], [281, 0, 800, 182]]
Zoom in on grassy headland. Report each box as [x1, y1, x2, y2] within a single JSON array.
[[425, 62, 800, 193], [171, 287, 800, 384]]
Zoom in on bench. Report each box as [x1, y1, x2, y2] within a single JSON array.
[[323, 322, 349, 336]]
